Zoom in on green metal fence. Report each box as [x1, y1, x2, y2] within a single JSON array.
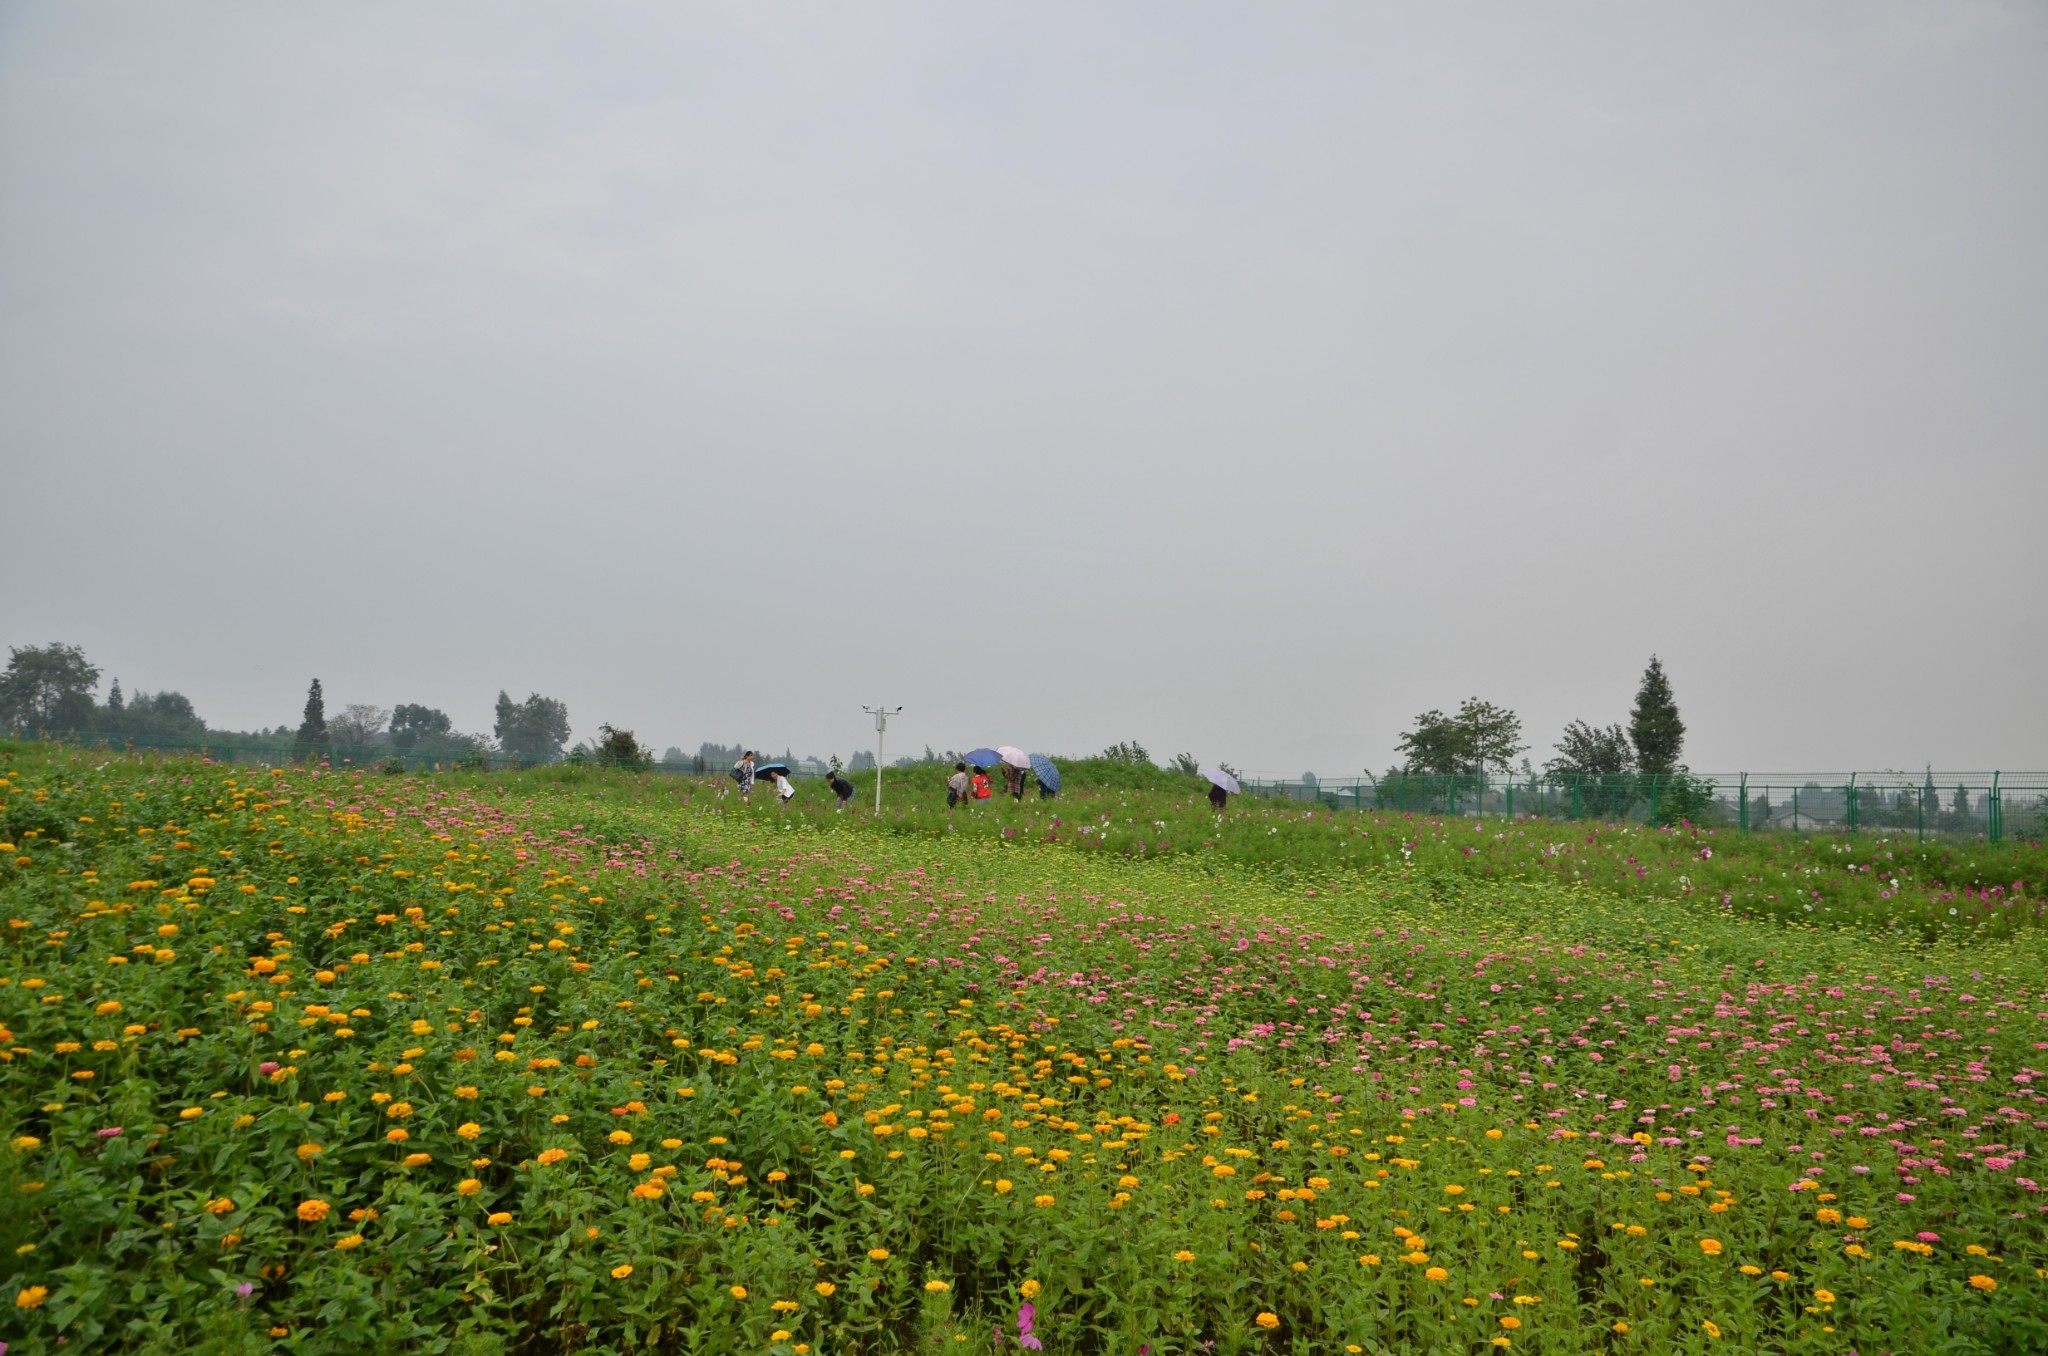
[[1235, 770, 2047, 843], [11, 729, 2044, 844]]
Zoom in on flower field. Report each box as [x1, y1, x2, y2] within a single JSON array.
[[781, 772, 2047, 941], [1, 747, 2044, 1354]]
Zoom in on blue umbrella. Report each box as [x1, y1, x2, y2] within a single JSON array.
[[1030, 754, 1060, 793], [963, 747, 1001, 766]]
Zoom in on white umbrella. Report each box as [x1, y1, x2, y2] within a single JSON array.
[[995, 746, 1032, 770], [1200, 766, 1240, 795]]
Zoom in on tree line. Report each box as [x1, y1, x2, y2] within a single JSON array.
[[1380, 655, 1710, 822]]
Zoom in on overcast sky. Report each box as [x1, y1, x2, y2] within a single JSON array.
[[3, 3, 2043, 776]]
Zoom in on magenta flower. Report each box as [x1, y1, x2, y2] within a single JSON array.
[[1017, 1301, 1042, 1350]]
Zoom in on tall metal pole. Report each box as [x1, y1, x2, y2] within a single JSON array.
[[863, 705, 901, 814]]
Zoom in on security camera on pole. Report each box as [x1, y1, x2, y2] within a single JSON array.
[[862, 704, 902, 813]]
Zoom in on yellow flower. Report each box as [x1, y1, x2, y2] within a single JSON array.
[[402, 1152, 432, 1168], [457, 1123, 481, 1140], [1255, 1312, 1279, 1329], [730, 1285, 748, 1300], [924, 1279, 950, 1292], [1033, 1194, 1055, 1209], [297, 1199, 330, 1222], [1815, 1289, 1835, 1304], [1174, 1250, 1195, 1262], [814, 1282, 837, 1297], [1969, 1275, 1997, 1293], [1444, 1184, 1464, 1195], [487, 1212, 512, 1226], [868, 1248, 891, 1262], [456, 1179, 482, 1197], [1847, 1216, 1870, 1229], [17, 1285, 49, 1309], [1020, 1279, 1041, 1299], [994, 1179, 1013, 1194], [1699, 1238, 1723, 1257], [295, 1143, 323, 1160], [608, 1130, 634, 1146], [9, 1137, 40, 1152], [334, 1234, 364, 1251], [1425, 1267, 1448, 1282], [1612, 1323, 1630, 1334], [1703, 1320, 1722, 1339], [385, 1101, 412, 1119], [1739, 1265, 1761, 1276], [611, 1265, 634, 1280], [1500, 1316, 1521, 1330]]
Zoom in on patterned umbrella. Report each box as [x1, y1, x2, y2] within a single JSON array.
[[1029, 754, 1061, 793]]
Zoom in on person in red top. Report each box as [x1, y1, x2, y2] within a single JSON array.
[[970, 766, 993, 801]]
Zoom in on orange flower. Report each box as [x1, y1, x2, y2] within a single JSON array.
[[486, 1212, 512, 1226], [334, 1234, 364, 1251], [297, 1199, 331, 1222], [730, 1285, 748, 1300], [611, 1265, 634, 1280], [17, 1286, 49, 1309], [1255, 1312, 1279, 1329], [1699, 1239, 1723, 1257], [456, 1179, 482, 1197], [868, 1248, 891, 1262], [537, 1148, 569, 1166], [1969, 1275, 1997, 1293]]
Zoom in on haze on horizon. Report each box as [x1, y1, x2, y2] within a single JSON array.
[[2, 2, 2044, 776]]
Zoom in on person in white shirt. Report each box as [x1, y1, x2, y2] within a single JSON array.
[[771, 770, 796, 807]]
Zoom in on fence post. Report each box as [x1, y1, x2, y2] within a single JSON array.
[[1505, 777, 1514, 820], [1847, 772, 1858, 834], [1738, 773, 1748, 832], [1792, 785, 1800, 831], [1989, 771, 2002, 844], [1917, 786, 1925, 842]]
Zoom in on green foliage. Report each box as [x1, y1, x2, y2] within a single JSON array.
[[293, 678, 328, 758], [1629, 655, 1685, 774], [1098, 740, 1151, 765], [0, 642, 100, 730], [388, 705, 453, 752], [1546, 719, 1634, 778], [493, 691, 570, 764], [0, 746, 2042, 1354], [592, 723, 653, 771], [1395, 697, 1526, 774]]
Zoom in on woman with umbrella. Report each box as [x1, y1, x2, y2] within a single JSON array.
[[996, 746, 1032, 800], [1202, 766, 1240, 812]]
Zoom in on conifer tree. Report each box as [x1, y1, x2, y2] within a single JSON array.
[[1628, 656, 1685, 774], [294, 678, 328, 757]]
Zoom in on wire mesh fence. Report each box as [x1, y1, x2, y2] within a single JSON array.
[[1233, 770, 2048, 842], [12, 729, 2044, 843]]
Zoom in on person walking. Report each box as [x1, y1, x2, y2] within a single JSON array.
[[733, 750, 756, 801], [946, 762, 970, 809], [971, 765, 993, 802], [827, 768, 855, 811]]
